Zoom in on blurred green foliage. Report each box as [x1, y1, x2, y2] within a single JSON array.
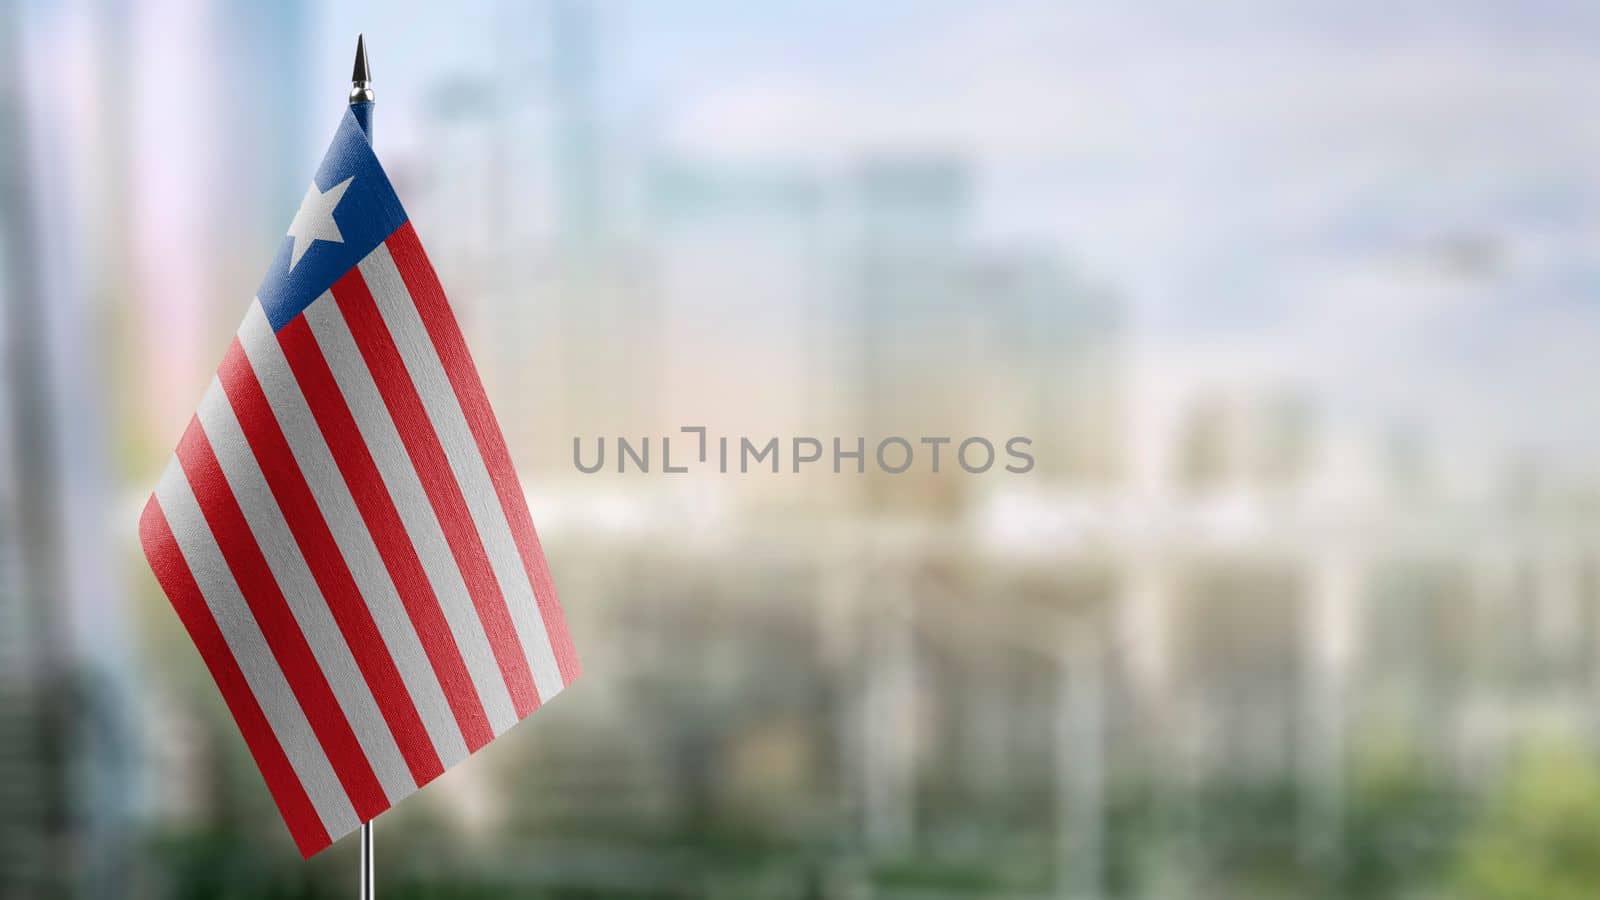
[[1337, 736, 1466, 899], [135, 740, 1600, 900], [1455, 743, 1600, 900]]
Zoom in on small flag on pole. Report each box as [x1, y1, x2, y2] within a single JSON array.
[[139, 103, 579, 858]]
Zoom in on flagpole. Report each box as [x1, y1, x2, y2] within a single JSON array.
[[359, 818, 375, 900], [349, 33, 376, 900]]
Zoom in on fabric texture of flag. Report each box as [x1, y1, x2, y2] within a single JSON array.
[[139, 109, 579, 857]]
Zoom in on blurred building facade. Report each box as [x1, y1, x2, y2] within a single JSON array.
[[383, 7, 1600, 899]]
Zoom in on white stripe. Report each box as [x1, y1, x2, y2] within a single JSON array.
[[196, 373, 415, 803], [301, 291, 520, 733], [359, 244, 564, 707], [155, 456, 359, 838], [238, 304, 470, 769]]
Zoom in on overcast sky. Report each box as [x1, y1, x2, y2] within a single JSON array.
[[313, 0, 1600, 466]]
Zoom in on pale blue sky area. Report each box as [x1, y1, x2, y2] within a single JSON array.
[[268, 1, 1600, 460]]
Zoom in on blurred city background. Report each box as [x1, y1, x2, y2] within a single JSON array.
[[6, 0, 1600, 897]]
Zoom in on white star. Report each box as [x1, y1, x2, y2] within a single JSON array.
[[285, 176, 354, 271]]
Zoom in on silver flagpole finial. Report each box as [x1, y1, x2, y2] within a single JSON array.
[[350, 34, 374, 105]]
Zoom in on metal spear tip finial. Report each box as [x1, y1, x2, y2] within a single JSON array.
[[350, 34, 374, 105], [352, 33, 370, 82]]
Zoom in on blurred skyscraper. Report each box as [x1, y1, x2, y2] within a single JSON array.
[[417, 0, 659, 473], [842, 155, 1122, 508], [2, 3, 141, 897]]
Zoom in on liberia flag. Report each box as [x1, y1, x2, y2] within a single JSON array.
[[139, 108, 578, 857]]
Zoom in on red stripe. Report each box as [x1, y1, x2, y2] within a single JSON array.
[[387, 223, 580, 687], [278, 315, 496, 752], [175, 413, 391, 819], [218, 339, 445, 784], [330, 268, 542, 718], [140, 495, 332, 857]]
